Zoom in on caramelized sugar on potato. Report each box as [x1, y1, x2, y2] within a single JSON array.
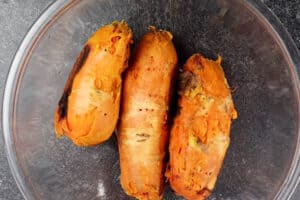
[[54, 21, 133, 146], [166, 54, 237, 200], [118, 27, 178, 200]]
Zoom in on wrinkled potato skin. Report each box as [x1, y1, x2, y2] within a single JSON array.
[[54, 21, 133, 146], [118, 28, 178, 200], [166, 54, 237, 200]]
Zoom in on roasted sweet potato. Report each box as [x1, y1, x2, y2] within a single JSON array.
[[117, 27, 178, 200], [54, 21, 133, 146], [166, 54, 237, 200]]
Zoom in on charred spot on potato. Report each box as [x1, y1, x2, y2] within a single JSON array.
[[57, 88, 70, 120], [178, 147, 182, 154], [174, 105, 182, 116], [57, 45, 90, 120], [111, 36, 121, 43], [190, 54, 204, 69], [136, 133, 150, 142], [196, 188, 211, 195], [178, 71, 199, 92], [124, 58, 129, 65], [136, 133, 150, 138], [109, 36, 122, 54], [73, 44, 91, 77]]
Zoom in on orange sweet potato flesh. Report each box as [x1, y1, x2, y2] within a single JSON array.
[[54, 21, 133, 146], [166, 54, 237, 200], [118, 27, 178, 200]]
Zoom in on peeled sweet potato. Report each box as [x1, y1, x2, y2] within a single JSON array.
[[166, 54, 237, 200], [54, 21, 133, 146], [118, 27, 178, 200]]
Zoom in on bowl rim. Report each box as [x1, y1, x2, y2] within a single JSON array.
[[2, 0, 300, 199]]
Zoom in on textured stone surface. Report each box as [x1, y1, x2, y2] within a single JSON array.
[[0, 0, 299, 200], [263, 0, 300, 49], [0, 1, 54, 200]]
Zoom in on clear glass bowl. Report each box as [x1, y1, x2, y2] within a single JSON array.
[[3, 0, 300, 199]]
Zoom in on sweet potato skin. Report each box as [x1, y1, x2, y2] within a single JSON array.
[[54, 21, 133, 146], [166, 54, 237, 200], [118, 28, 178, 200]]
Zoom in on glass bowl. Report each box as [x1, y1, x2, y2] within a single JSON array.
[[3, 0, 300, 199]]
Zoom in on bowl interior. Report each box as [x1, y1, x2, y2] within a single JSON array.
[[8, 0, 300, 199]]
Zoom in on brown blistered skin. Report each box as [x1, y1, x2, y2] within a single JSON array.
[[117, 27, 178, 200], [166, 54, 237, 200], [54, 21, 133, 146]]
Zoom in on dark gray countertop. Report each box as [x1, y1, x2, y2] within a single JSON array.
[[0, 0, 299, 199]]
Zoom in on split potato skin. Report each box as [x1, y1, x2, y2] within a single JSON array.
[[118, 27, 178, 200], [166, 54, 237, 200], [54, 21, 133, 146]]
